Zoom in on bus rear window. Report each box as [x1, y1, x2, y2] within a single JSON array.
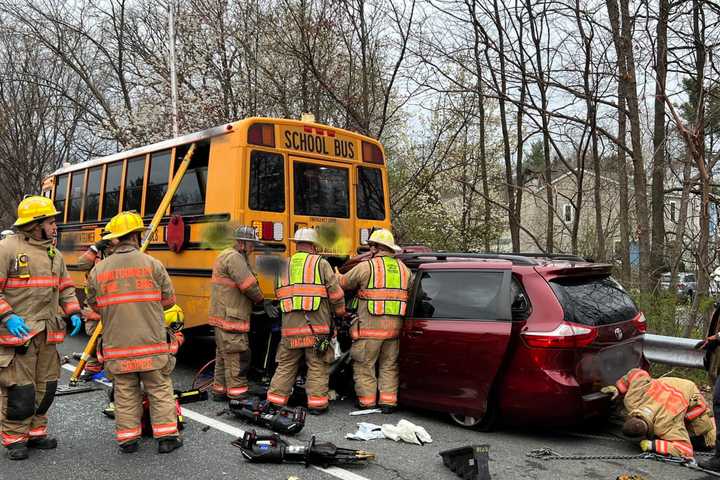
[[54, 174, 68, 220], [357, 166, 385, 220], [172, 142, 209, 215], [550, 276, 638, 326], [294, 162, 349, 218], [249, 151, 284, 212]]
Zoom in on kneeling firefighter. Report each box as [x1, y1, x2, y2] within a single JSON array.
[[602, 368, 715, 459], [86, 211, 182, 454], [0, 196, 82, 460], [266, 228, 345, 414]]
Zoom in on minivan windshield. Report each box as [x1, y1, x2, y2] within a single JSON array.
[[550, 275, 638, 326]]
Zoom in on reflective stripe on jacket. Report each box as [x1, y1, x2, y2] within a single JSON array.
[[86, 243, 176, 374], [358, 256, 410, 316], [617, 368, 700, 458], [0, 235, 80, 346], [277, 252, 345, 349], [340, 252, 412, 340], [208, 248, 263, 335], [276, 252, 328, 313]]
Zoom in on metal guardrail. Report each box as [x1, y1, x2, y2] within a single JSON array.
[[642, 333, 706, 369]]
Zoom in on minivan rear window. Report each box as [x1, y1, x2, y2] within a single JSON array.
[[550, 276, 638, 326]]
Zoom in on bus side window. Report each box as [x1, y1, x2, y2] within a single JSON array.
[[249, 151, 284, 212], [123, 156, 145, 213], [172, 142, 209, 215], [103, 162, 123, 219], [145, 150, 170, 215], [67, 170, 86, 222], [84, 166, 102, 221], [54, 174, 69, 222]]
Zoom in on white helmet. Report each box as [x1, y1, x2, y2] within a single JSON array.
[[0, 229, 14, 240], [290, 227, 320, 246]]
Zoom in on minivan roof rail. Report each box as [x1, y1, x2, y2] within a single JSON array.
[[398, 252, 590, 266]]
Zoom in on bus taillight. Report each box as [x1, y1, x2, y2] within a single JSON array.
[[248, 123, 275, 147], [253, 221, 284, 241], [362, 141, 384, 164]]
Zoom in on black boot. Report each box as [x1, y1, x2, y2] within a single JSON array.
[[380, 404, 397, 414], [6, 442, 29, 460], [119, 440, 139, 454], [27, 436, 58, 449], [158, 437, 183, 454], [699, 455, 720, 472]]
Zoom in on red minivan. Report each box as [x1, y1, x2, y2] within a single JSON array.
[[396, 253, 646, 429]]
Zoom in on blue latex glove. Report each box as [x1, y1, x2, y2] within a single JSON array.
[[6, 314, 30, 338], [69, 314, 82, 337]]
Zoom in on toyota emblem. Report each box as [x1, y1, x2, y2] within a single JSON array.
[[614, 328, 623, 340]]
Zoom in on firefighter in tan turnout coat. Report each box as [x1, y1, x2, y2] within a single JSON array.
[[602, 368, 716, 459], [208, 226, 272, 402], [0, 196, 82, 460], [267, 228, 345, 414], [86, 211, 182, 454], [340, 229, 411, 414]]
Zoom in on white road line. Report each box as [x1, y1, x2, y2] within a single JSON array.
[[60, 364, 372, 480]]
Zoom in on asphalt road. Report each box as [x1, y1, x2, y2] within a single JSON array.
[[0, 334, 710, 480]]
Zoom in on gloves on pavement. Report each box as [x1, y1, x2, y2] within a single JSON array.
[[263, 300, 280, 319], [639, 439, 652, 452], [600, 385, 619, 401], [346, 422, 385, 441], [5, 314, 30, 338], [69, 314, 82, 336], [381, 419, 433, 445]]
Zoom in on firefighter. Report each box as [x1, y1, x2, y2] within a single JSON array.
[[339, 229, 411, 414], [601, 368, 715, 459], [266, 228, 345, 415], [695, 331, 720, 470], [86, 211, 182, 454], [0, 196, 82, 460], [208, 225, 273, 402], [76, 233, 114, 378]]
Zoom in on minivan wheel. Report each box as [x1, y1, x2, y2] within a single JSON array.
[[450, 413, 483, 428], [449, 401, 498, 431]]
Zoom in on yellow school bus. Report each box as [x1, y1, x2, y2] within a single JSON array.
[[43, 117, 391, 329]]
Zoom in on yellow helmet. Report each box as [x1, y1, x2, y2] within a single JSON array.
[[164, 304, 185, 332], [368, 228, 400, 252], [102, 211, 145, 240], [14, 196, 60, 226]]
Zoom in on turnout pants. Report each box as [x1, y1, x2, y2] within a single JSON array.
[[267, 342, 332, 410], [0, 330, 60, 446], [212, 332, 251, 399], [113, 368, 177, 445], [351, 338, 399, 407]]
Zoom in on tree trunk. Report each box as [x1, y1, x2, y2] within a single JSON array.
[[607, 0, 652, 292], [651, 0, 668, 282]]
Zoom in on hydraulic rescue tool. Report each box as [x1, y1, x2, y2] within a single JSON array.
[[69, 144, 197, 386], [229, 396, 306, 435], [233, 430, 376, 468]]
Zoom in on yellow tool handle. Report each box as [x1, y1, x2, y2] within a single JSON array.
[[69, 143, 197, 383], [69, 322, 102, 386]]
